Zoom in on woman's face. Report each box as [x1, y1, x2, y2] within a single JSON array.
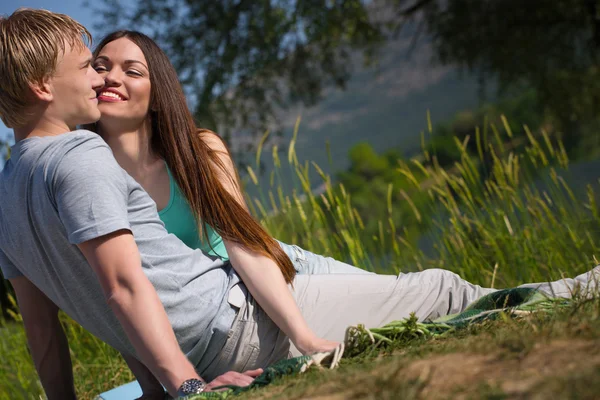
[[93, 38, 152, 127]]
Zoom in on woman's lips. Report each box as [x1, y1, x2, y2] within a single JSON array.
[[97, 95, 126, 102], [98, 90, 127, 102]]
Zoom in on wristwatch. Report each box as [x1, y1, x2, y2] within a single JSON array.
[[177, 378, 206, 397]]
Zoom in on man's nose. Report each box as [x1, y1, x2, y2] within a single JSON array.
[[89, 65, 104, 90], [90, 67, 104, 90]]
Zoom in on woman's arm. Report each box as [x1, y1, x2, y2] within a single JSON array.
[[224, 239, 338, 354], [201, 132, 339, 354]]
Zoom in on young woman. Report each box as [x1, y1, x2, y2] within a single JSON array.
[[88, 30, 368, 278], [90, 31, 599, 399]]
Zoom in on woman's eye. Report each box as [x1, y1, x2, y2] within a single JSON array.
[[93, 65, 107, 72], [127, 70, 143, 76]]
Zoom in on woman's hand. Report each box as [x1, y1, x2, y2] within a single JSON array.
[[205, 368, 263, 391], [295, 335, 341, 355]]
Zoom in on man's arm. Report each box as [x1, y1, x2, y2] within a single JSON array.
[[79, 230, 262, 396], [10, 277, 76, 400], [77, 229, 201, 397]]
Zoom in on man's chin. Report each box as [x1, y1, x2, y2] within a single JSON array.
[[89, 110, 102, 123], [73, 112, 101, 128]]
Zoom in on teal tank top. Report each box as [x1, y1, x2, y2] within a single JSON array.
[[158, 166, 229, 260]]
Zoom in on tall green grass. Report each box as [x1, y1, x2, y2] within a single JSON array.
[[0, 115, 599, 398], [248, 115, 600, 287]]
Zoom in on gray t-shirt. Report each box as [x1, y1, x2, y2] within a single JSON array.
[[0, 130, 239, 369]]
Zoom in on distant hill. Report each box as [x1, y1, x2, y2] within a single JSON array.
[[240, 26, 485, 199]]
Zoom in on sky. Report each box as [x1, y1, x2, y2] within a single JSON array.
[[1, 0, 99, 141]]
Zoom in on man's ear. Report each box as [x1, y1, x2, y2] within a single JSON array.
[[28, 78, 53, 103]]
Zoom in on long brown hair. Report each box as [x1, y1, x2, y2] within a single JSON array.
[[88, 31, 296, 283]]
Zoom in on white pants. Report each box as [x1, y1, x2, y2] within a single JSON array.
[[200, 266, 600, 380]]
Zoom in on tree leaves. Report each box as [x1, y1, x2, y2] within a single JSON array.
[[92, 0, 385, 141], [91, 0, 600, 157], [416, 0, 600, 152]]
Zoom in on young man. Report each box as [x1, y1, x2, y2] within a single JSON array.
[[0, 9, 268, 399]]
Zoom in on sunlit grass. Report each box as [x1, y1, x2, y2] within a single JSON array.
[[249, 116, 599, 287]]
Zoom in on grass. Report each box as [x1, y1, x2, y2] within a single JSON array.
[[249, 115, 599, 284], [0, 114, 599, 398], [238, 297, 600, 399]]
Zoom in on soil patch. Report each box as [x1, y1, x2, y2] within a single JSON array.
[[246, 338, 600, 399]]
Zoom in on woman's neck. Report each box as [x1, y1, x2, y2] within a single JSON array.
[[99, 123, 161, 181]]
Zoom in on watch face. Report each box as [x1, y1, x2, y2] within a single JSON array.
[[178, 378, 206, 395]]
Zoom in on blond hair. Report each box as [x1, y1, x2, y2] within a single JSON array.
[[0, 8, 92, 128]]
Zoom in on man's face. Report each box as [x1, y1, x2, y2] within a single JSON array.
[[45, 41, 104, 130]]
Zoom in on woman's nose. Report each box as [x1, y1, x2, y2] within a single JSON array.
[[104, 69, 123, 85]]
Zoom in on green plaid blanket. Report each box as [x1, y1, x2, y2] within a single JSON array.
[[184, 356, 314, 399], [433, 287, 566, 326], [182, 287, 566, 399], [183, 350, 343, 399]]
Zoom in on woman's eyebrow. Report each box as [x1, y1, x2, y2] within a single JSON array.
[[123, 60, 149, 70], [93, 56, 148, 70]]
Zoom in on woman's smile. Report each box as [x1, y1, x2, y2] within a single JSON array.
[[98, 88, 127, 102]]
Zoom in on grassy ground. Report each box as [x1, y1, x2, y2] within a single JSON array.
[[239, 297, 600, 400], [0, 116, 599, 399]]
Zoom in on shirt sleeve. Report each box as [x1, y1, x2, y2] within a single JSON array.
[[50, 138, 132, 244], [0, 248, 23, 279]]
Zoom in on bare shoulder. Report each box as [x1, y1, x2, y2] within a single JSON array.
[[197, 129, 229, 154]]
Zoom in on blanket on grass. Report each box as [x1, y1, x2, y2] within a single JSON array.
[[98, 288, 567, 400], [343, 287, 568, 357]]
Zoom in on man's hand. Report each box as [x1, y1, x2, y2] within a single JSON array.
[[135, 393, 167, 400], [135, 369, 264, 399], [122, 353, 166, 400], [206, 369, 263, 391], [134, 385, 167, 400]]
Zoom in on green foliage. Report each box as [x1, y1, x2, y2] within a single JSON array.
[[0, 135, 13, 322], [247, 115, 600, 282], [91, 0, 385, 139], [414, 0, 600, 153], [89, 0, 600, 162], [426, 89, 545, 167]]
